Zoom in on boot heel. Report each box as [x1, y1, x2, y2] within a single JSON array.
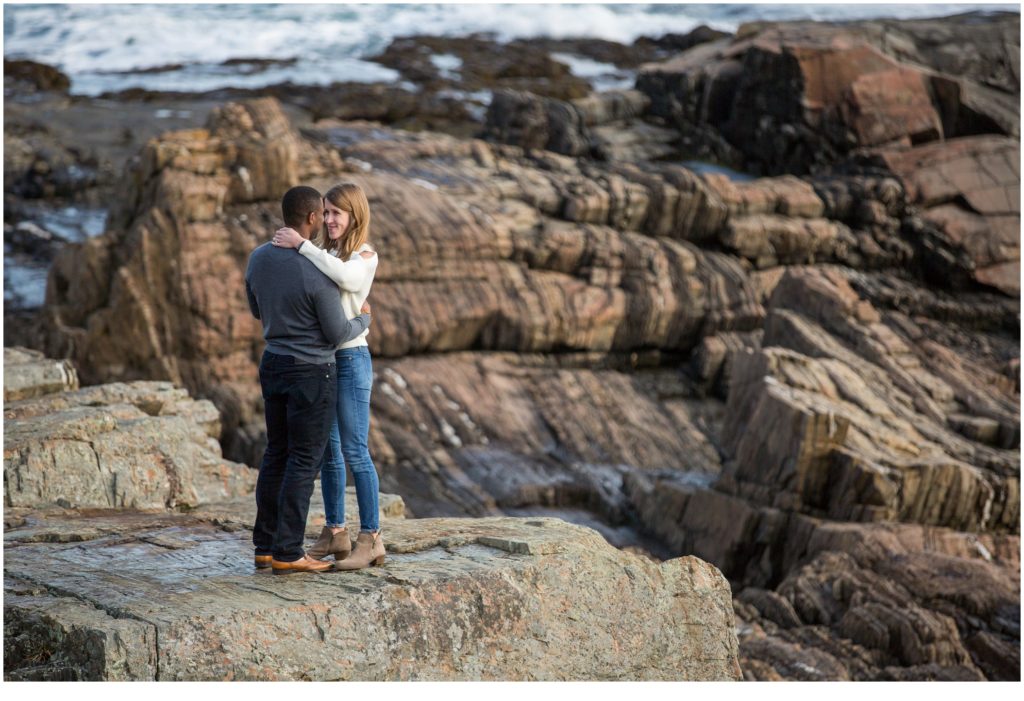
[[333, 531, 386, 570]]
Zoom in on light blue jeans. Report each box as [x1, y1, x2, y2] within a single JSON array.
[[320, 346, 380, 532]]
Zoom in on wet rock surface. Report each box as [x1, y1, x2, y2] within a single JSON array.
[[3, 59, 71, 93]]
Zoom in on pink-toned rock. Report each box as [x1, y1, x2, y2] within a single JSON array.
[[869, 136, 1019, 295], [637, 13, 1017, 174]]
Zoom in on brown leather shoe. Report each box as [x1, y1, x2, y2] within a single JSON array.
[[271, 555, 333, 575], [254, 554, 272, 569], [332, 530, 385, 571], [306, 526, 352, 561]]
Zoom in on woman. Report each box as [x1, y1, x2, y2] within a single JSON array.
[[271, 182, 384, 570]]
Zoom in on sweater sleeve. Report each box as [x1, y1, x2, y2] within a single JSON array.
[[313, 288, 372, 347], [298, 241, 376, 292], [245, 277, 261, 320]]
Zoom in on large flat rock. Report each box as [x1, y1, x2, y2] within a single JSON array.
[[4, 512, 740, 681]]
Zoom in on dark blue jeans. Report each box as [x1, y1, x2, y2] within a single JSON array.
[[320, 346, 380, 532], [253, 350, 336, 562]]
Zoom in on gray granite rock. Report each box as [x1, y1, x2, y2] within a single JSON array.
[[4, 511, 741, 681], [4, 379, 255, 510]]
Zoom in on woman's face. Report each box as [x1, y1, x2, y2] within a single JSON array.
[[324, 198, 350, 241]]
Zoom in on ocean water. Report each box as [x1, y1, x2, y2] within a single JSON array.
[[4, 3, 1018, 95], [3, 206, 107, 309]]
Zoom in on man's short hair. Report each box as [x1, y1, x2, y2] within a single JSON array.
[[281, 186, 322, 229]]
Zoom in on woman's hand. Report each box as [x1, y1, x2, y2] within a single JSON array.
[[272, 227, 304, 249]]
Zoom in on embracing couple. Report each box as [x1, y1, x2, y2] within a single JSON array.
[[245, 183, 383, 575]]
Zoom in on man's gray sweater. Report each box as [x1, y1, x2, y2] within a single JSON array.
[[245, 242, 370, 364]]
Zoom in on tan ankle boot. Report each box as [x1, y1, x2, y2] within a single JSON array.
[[332, 530, 385, 570], [306, 526, 352, 561]]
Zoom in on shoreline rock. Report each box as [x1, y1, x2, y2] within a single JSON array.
[[5, 511, 741, 681], [636, 12, 1019, 175], [3, 350, 742, 681], [4, 13, 1019, 681]]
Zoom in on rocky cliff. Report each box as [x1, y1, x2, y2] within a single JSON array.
[[13, 11, 1022, 681]]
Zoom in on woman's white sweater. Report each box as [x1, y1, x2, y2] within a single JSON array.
[[298, 240, 378, 349]]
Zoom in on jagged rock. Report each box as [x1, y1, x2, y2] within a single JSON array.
[[571, 90, 650, 126], [3, 59, 71, 93], [3, 346, 78, 401], [22, 72, 1018, 685], [590, 121, 679, 161], [517, 36, 668, 70], [739, 636, 853, 681], [691, 330, 763, 398], [698, 174, 864, 268], [3, 122, 99, 200], [846, 270, 1019, 333], [4, 512, 741, 681], [41, 107, 767, 465], [855, 12, 1020, 139], [4, 373, 255, 510], [622, 471, 772, 581], [636, 12, 1018, 174], [619, 260, 1017, 679], [719, 214, 855, 268], [4, 220, 68, 262], [635, 26, 732, 55], [736, 588, 802, 629], [484, 89, 685, 162], [788, 552, 976, 668], [874, 664, 987, 681], [625, 468, 1020, 680], [704, 174, 824, 218], [931, 74, 1020, 140], [364, 352, 724, 520], [484, 89, 591, 156], [716, 267, 1019, 531], [371, 35, 591, 101], [863, 136, 1020, 296], [856, 12, 1020, 94], [965, 629, 1022, 680]]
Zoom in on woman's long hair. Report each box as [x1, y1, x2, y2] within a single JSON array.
[[313, 182, 371, 259]]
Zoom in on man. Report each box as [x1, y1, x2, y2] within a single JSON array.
[[245, 185, 371, 575]]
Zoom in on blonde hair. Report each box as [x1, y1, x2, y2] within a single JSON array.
[[313, 182, 371, 259]]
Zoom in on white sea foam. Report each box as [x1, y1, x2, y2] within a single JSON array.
[[430, 53, 464, 80], [3, 3, 1017, 95], [550, 51, 635, 92]]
